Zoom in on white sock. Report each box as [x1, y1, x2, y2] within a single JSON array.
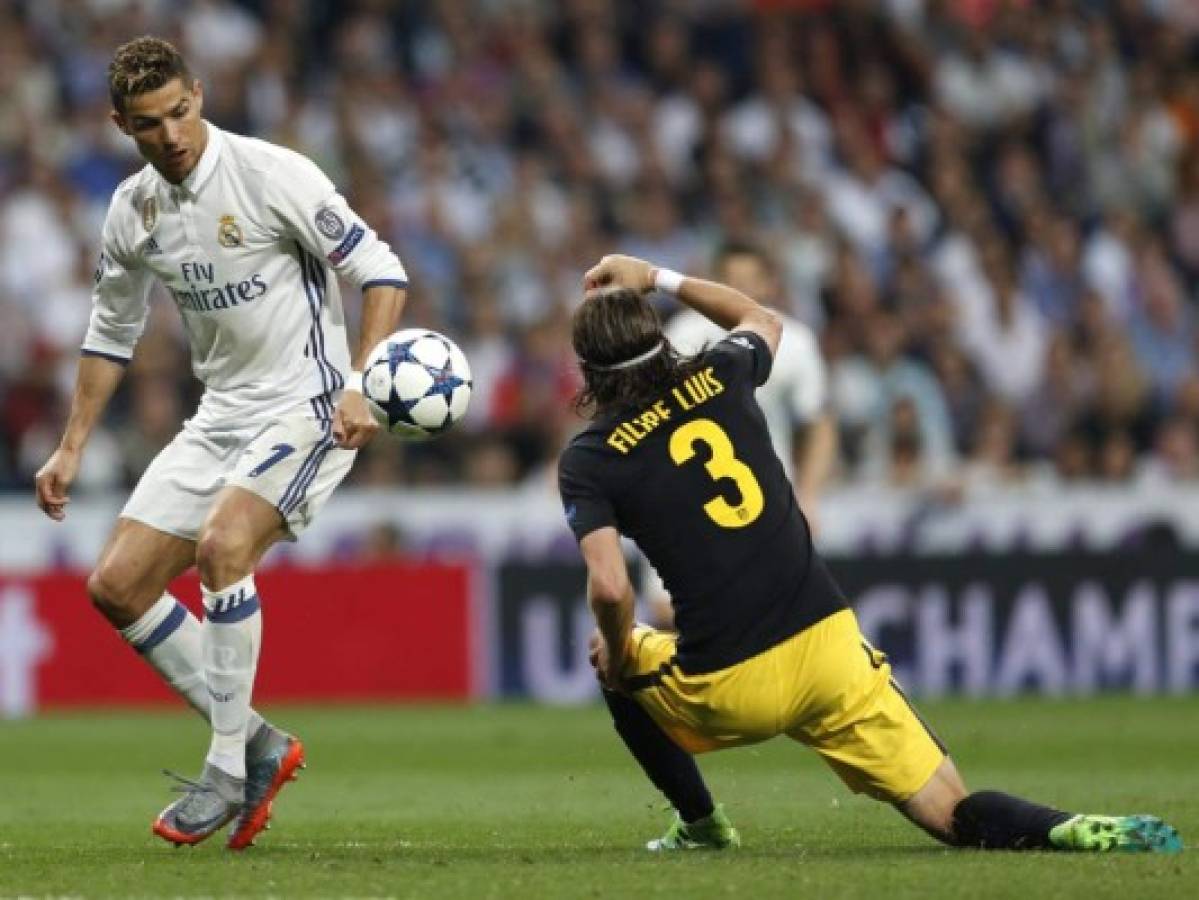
[[201, 575, 262, 779], [120, 594, 265, 737]]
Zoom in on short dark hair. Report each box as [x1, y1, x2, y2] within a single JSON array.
[[571, 288, 704, 415], [713, 240, 774, 276], [108, 36, 192, 113]]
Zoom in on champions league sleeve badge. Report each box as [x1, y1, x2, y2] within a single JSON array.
[[218, 214, 244, 248], [315, 206, 346, 241]]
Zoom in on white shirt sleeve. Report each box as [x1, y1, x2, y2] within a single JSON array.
[[81, 205, 152, 362], [267, 150, 407, 290], [777, 320, 828, 423], [664, 309, 723, 356]]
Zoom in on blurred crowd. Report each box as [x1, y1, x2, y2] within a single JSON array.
[[2, 0, 1199, 496]]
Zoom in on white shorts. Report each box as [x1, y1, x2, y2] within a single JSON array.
[[121, 413, 356, 542]]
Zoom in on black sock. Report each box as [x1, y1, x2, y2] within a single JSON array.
[[952, 790, 1073, 850], [601, 689, 715, 823]]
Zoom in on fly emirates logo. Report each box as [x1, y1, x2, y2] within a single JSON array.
[[169, 261, 267, 313]]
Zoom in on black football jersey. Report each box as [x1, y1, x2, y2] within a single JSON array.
[[558, 331, 846, 674]]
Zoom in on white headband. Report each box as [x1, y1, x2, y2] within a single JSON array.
[[587, 340, 665, 371]]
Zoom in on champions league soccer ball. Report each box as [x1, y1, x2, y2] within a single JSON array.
[[362, 328, 472, 440]]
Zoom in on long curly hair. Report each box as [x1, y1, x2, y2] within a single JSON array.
[[571, 288, 705, 416]]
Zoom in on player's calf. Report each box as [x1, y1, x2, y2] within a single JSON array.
[[950, 791, 1183, 854], [896, 756, 968, 844], [602, 689, 717, 826], [200, 575, 262, 779]]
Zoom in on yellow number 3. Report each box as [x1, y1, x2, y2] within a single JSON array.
[[669, 418, 764, 528]]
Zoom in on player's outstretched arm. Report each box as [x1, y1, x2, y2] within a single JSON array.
[[334, 283, 407, 448], [583, 254, 781, 357], [34, 354, 127, 520]]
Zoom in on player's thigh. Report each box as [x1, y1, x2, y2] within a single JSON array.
[[226, 414, 355, 539], [198, 485, 290, 573], [623, 626, 773, 755], [784, 609, 947, 803], [121, 423, 236, 543], [622, 626, 713, 754], [89, 517, 197, 625]]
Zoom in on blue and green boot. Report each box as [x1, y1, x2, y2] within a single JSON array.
[[1049, 814, 1182, 854]]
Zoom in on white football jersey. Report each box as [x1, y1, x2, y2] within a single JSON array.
[[84, 122, 407, 434], [665, 309, 828, 478]]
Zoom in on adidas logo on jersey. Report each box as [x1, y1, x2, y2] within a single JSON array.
[[144, 236, 162, 256]]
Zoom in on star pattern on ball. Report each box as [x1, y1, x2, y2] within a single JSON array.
[[366, 331, 471, 438], [387, 338, 422, 371], [427, 355, 467, 399]]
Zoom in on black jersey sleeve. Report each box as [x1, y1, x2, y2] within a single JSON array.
[[558, 445, 617, 541], [710, 330, 774, 387]]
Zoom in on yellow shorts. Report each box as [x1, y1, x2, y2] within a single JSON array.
[[623, 609, 946, 802]]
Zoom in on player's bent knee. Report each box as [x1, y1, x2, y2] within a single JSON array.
[[86, 564, 150, 625], [195, 524, 256, 585]]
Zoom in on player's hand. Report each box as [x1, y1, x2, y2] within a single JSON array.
[[588, 629, 629, 693], [34, 447, 81, 521], [333, 389, 379, 449], [583, 254, 655, 295]]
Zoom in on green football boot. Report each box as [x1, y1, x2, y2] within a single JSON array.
[[647, 804, 741, 851], [1049, 814, 1183, 854]]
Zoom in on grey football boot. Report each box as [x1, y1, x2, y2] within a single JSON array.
[[152, 763, 245, 846], [226, 722, 307, 850]]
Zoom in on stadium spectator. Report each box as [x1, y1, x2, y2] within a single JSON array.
[[0, 0, 1197, 493]]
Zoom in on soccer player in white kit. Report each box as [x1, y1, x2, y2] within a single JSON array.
[[645, 241, 837, 626], [32, 38, 408, 849]]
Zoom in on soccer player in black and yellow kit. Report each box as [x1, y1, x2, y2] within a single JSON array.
[[557, 254, 1182, 854]]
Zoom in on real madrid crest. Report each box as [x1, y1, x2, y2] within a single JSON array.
[[218, 214, 243, 248], [142, 196, 157, 232]]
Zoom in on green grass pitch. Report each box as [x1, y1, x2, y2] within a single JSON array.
[[0, 697, 1195, 898]]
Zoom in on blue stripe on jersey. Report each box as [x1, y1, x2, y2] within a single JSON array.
[[309, 396, 332, 425], [295, 241, 333, 397], [304, 250, 344, 390], [298, 245, 344, 392]]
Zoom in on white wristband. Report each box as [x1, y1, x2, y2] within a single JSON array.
[[653, 267, 685, 295], [344, 370, 364, 393]]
